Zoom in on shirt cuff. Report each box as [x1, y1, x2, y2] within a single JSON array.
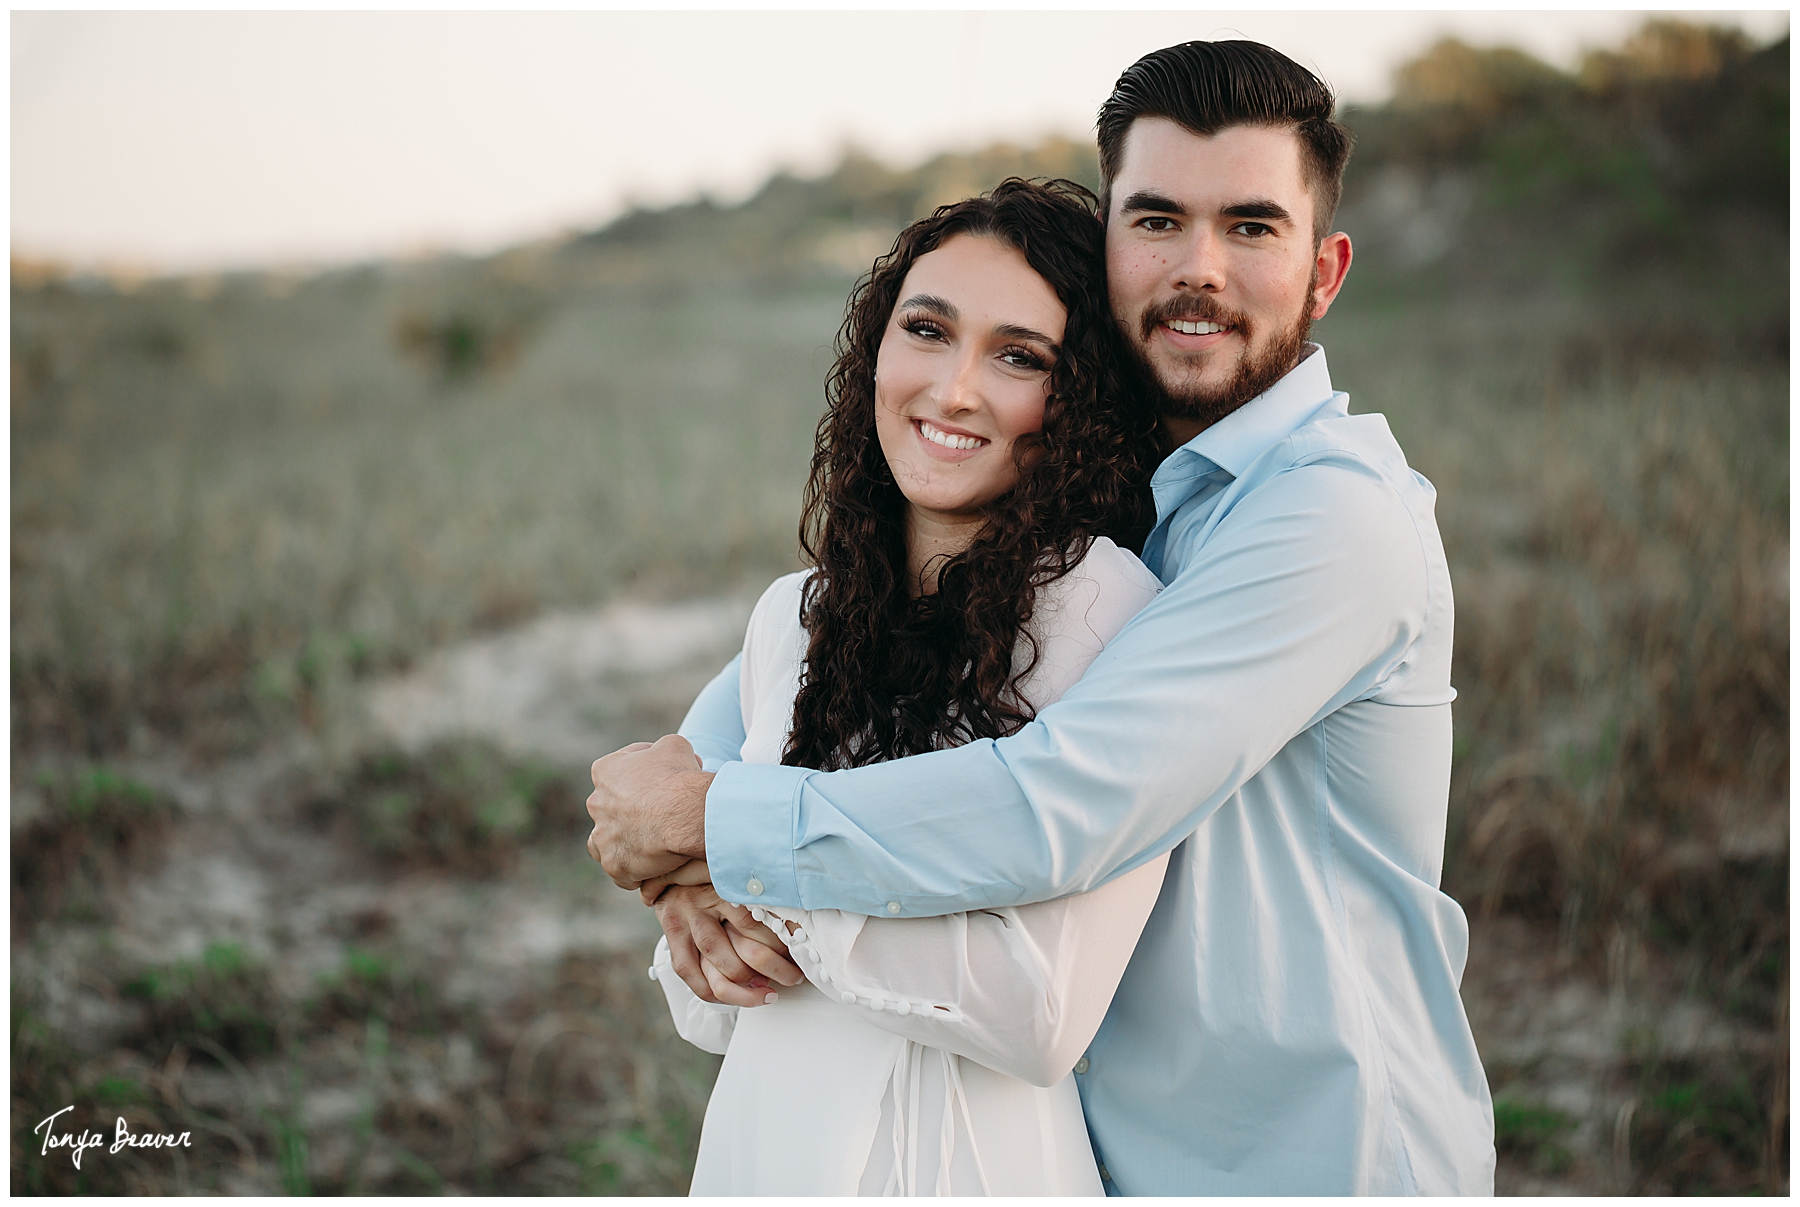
[[705, 760, 809, 907]]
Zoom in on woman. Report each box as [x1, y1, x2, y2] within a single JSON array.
[[649, 179, 1170, 1195]]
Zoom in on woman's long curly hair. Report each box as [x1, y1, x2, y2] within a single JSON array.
[[784, 178, 1162, 771]]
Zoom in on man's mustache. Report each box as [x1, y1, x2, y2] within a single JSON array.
[[1137, 297, 1251, 344]]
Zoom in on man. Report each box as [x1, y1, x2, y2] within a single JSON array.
[[589, 40, 1495, 1195]]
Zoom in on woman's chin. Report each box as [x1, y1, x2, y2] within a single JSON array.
[[900, 494, 1001, 530]]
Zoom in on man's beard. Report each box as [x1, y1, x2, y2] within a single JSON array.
[[1123, 275, 1317, 434]]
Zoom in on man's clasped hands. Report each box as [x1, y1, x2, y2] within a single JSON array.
[[584, 734, 806, 1007]]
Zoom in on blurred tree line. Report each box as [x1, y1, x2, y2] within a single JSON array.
[[1345, 20, 1786, 311], [568, 20, 1785, 316]]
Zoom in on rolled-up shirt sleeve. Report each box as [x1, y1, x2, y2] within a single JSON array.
[[706, 455, 1433, 915]]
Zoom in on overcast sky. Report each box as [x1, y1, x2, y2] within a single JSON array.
[[12, 9, 1789, 274]]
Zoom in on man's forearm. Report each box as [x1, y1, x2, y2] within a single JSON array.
[[658, 771, 712, 859], [706, 463, 1434, 916]]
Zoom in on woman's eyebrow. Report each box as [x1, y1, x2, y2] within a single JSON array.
[[898, 293, 957, 318], [995, 322, 1060, 352]]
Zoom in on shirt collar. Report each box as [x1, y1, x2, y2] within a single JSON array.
[[1163, 343, 1343, 479]]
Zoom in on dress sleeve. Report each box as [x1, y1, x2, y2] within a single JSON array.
[[755, 539, 1167, 1085], [650, 935, 737, 1055], [756, 853, 1167, 1086]]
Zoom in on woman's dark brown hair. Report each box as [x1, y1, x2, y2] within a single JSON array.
[[783, 178, 1161, 771]]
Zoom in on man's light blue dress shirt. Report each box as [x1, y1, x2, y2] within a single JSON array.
[[679, 346, 1496, 1195]]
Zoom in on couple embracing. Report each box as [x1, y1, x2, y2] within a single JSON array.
[[588, 39, 1496, 1196]]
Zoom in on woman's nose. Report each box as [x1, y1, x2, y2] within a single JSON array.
[[929, 348, 984, 414]]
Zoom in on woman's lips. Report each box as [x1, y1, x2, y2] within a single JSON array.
[[913, 418, 988, 459]]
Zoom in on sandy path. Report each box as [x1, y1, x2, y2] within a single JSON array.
[[365, 593, 755, 764]]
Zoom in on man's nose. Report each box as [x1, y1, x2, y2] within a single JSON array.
[[1168, 227, 1226, 293]]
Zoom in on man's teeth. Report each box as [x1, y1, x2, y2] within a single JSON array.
[[920, 421, 985, 450], [1168, 319, 1227, 335]]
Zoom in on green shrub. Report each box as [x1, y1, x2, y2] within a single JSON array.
[[299, 741, 585, 876], [11, 767, 180, 929], [120, 941, 282, 1059], [1493, 1098, 1576, 1174]]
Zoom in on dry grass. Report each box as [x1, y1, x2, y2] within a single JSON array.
[[11, 272, 835, 761], [13, 940, 717, 1195], [1327, 304, 1789, 999], [1319, 300, 1787, 1192], [11, 769, 183, 932], [13, 281, 1783, 1195], [11, 741, 718, 1196], [297, 741, 586, 878]]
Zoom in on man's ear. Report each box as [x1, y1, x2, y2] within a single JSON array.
[[1309, 232, 1353, 321]]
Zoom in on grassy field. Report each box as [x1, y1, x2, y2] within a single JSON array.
[[12, 20, 1787, 1196]]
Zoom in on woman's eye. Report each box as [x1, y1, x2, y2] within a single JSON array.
[[903, 318, 948, 341], [1000, 348, 1047, 371]]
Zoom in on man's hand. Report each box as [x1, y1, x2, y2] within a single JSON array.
[[655, 883, 805, 1006], [639, 857, 713, 907], [586, 734, 714, 889]]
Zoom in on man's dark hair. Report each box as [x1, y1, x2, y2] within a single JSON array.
[[1096, 40, 1354, 243]]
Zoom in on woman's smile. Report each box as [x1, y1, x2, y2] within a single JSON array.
[[912, 417, 989, 456]]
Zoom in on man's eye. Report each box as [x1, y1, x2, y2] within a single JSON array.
[[1231, 222, 1273, 238], [1139, 217, 1177, 232]]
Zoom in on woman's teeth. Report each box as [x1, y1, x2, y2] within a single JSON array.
[[920, 421, 985, 450], [1167, 319, 1227, 335]]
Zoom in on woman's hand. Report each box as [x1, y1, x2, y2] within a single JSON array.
[[654, 882, 805, 1007]]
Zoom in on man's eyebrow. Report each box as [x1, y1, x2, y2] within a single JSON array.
[[1223, 199, 1293, 225], [1118, 190, 1188, 216], [995, 322, 1060, 352], [897, 293, 957, 318]]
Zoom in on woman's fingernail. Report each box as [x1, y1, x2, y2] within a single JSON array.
[[763, 992, 779, 1005]]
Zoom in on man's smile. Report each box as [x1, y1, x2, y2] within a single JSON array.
[[1156, 318, 1236, 352]]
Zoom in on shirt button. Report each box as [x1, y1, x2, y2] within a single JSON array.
[[647, 965, 658, 981], [746, 877, 764, 896], [1099, 1164, 1112, 1182], [1074, 1056, 1090, 1075], [887, 901, 901, 914]]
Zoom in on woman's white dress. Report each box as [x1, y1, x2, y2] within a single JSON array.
[[653, 537, 1169, 1196]]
